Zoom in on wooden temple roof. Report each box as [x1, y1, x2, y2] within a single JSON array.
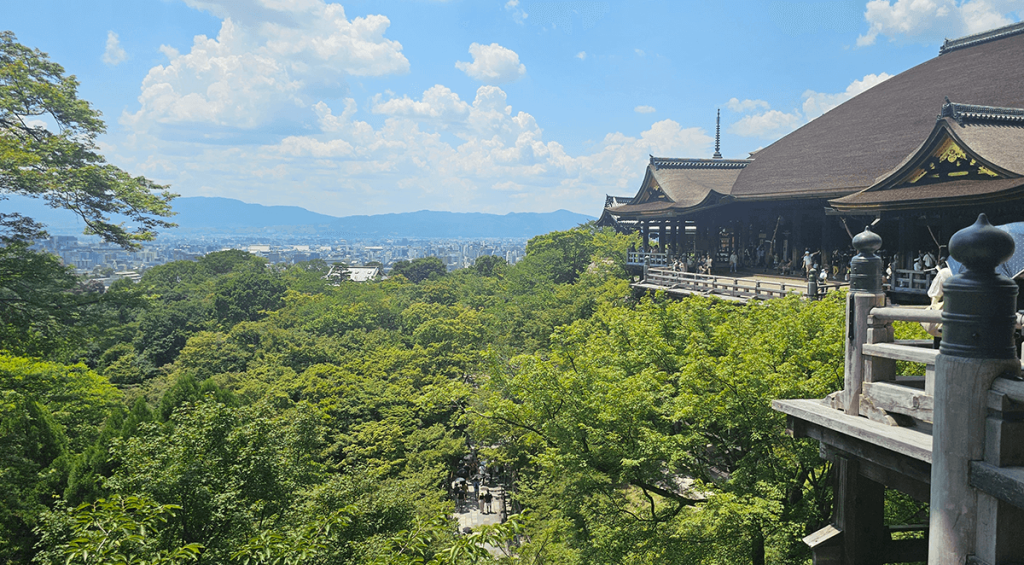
[[728, 22, 1024, 201], [607, 156, 749, 219], [831, 105, 1024, 212], [596, 195, 639, 228]]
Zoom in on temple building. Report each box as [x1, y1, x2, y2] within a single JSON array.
[[604, 22, 1024, 295]]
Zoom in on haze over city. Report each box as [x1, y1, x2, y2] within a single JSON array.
[[9, 0, 1022, 218]]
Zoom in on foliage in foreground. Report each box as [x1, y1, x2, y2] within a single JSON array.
[[473, 293, 846, 564]]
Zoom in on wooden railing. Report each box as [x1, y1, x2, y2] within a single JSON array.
[[774, 219, 1024, 564], [639, 267, 843, 302], [626, 251, 669, 266], [836, 304, 1024, 426], [890, 269, 934, 294]]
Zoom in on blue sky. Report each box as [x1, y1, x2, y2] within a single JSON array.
[[6, 0, 1023, 217]]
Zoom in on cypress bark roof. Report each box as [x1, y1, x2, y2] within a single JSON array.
[[607, 157, 749, 218], [830, 111, 1024, 212]]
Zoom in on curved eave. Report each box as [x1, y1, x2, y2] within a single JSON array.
[[830, 179, 1024, 213], [607, 192, 732, 220]]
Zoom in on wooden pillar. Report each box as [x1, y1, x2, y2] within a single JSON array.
[[975, 393, 1024, 563], [642, 220, 649, 251], [668, 220, 676, 257], [929, 214, 1021, 565], [835, 456, 886, 565], [843, 227, 885, 417], [792, 212, 804, 262], [897, 215, 911, 269]]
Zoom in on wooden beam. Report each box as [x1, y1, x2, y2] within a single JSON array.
[[822, 444, 931, 503], [774, 399, 933, 463], [862, 342, 939, 365], [970, 461, 1024, 509], [870, 307, 942, 324], [862, 381, 933, 423]]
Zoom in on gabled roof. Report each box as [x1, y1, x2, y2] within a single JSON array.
[[604, 195, 634, 207], [608, 156, 749, 219], [597, 195, 639, 228], [830, 104, 1024, 212], [730, 21, 1024, 200]]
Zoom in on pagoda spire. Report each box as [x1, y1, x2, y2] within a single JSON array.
[[713, 109, 723, 159]]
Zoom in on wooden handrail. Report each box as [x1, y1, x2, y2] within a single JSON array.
[[869, 307, 942, 324]]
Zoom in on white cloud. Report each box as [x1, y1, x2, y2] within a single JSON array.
[[102, 31, 127, 66], [456, 43, 527, 84], [576, 51, 587, 60], [372, 85, 472, 122], [729, 72, 891, 138], [111, 81, 710, 215], [857, 0, 1022, 46], [725, 98, 770, 112], [802, 72, 892, 118], [634, 105, 656, 114], [731, 110, 804, 138], [635, 48, 645, 56], [505, 0, 528, 23], [123, 1, 408, 130]]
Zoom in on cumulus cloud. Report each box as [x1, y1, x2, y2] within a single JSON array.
[[372, 85, 471, 122], [634, 105, 656, 113], [725, 98, 770, 112], [731, 110, 804, 138], [576, 51, 587, 60], [455, 43, 527, 84], [102, 31, 127, 66], [857, 0, 1022, 46], [729, 72, 890, 138], [123, 0, 408, 130], [111, 81, 710, 215]]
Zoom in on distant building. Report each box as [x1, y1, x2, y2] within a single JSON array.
[[347, 266, 382, 282]]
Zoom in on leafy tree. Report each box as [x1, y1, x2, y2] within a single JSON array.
[[474, 294, 845, 564], [472, 255, 506, 277], [0, 394, 68, 563], [0, 31, 175, 247], [135, 299, 210, 368], [524, 226, 597, 285], [106, 399, 327, 562], [0, 242, 85, 356], [198, 250, 266, 277], [213, 268, 287, 327], [0, 353, 121, 451], [32, 495, 202, 565], [282, 260, 333, 294], [391, 257, 446, 283]]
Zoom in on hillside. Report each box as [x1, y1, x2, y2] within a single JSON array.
[[9, 195, 595, 239]]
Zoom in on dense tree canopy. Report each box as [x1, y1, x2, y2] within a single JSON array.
[[391, 257, 447, 283]]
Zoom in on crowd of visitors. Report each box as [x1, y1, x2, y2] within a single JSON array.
[[450, 453, 501, 515]]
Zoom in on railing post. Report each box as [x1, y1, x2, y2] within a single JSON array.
[[929, 213, 1021, 565], [843, 227, 886, 416]]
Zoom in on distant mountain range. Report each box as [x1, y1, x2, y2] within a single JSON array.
[[8, 196, 596, 239]]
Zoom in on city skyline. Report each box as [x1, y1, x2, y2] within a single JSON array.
[[8, 0, 1023, 217]]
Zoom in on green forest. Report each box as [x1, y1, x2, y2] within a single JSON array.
[[1, 33, 925, 565]]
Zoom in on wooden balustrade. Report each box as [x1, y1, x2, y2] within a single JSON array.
[[636, 266, 843, 302], [775, 218, 1024, 564]]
